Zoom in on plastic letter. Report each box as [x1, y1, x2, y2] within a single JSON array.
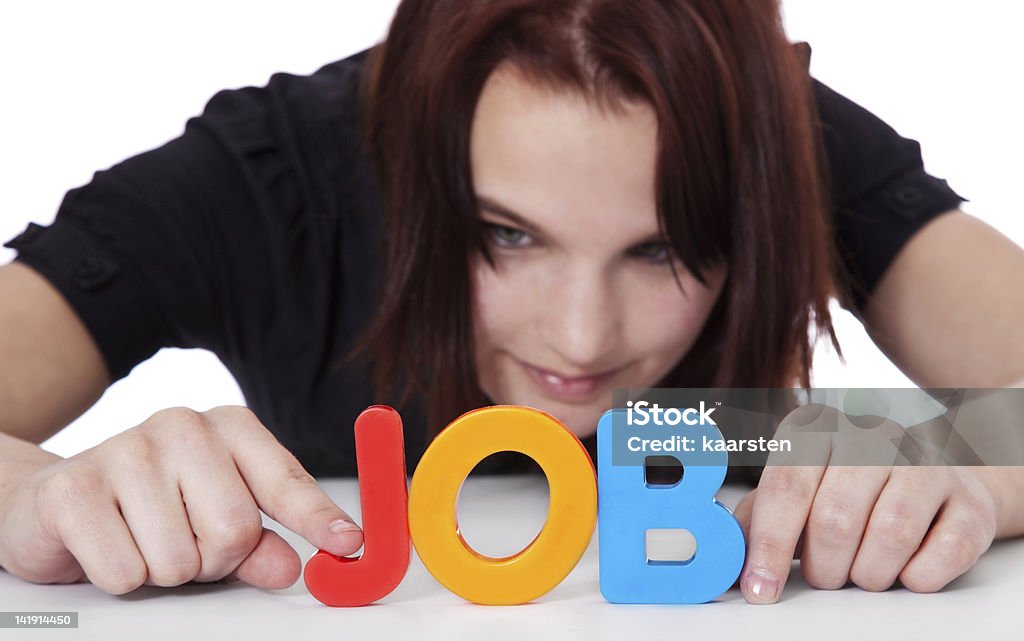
[[408, 405, 597, 605], [597, 408, 745, 603], [304, 405, 411, 606]]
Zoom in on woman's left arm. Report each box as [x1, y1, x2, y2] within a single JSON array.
[[864, 207, 1024, 539], [861, 208, 1024, 390], [736, 210, 1024, 603]]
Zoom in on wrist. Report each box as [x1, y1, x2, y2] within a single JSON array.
[[973, 466, 1024, 539], [0, 431, 62, 505]]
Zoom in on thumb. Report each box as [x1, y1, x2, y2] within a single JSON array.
[[734, 488, 757, 540], [730, 489, 756, 589], [225, 528, 302, 589]]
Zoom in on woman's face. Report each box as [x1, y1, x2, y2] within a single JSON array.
[[469, 63, 727, 438]]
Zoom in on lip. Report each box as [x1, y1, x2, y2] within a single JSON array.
[[518, 359, 622, 403]]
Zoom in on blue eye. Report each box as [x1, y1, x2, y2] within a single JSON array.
[[631, 241, 672, 264], [485, 223, 532, 248]]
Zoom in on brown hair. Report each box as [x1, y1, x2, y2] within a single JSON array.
[[353, 0, 847, 435]]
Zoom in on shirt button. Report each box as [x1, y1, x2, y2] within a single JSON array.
[[893, 186, 924, 207], [886, 184, 927, 219], [74, 254, 119, 291]]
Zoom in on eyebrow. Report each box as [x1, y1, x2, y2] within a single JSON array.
[[475, 195, 543, 234], [476, 194, 669, 247]]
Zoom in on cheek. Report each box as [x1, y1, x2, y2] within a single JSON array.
[[470, 258, 529, 351], [622, 271, 722, 356], [471, 258, 544, 400]]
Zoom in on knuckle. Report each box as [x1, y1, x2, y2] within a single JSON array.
[[802, 565, 847, 590], [149, 406, 205, 430], [146, 407, 226, 452], [144, 407, 217, 451], [208, 519, 263, 558], [284, 463, 317, 488], [169, 416, 216, 451], [750, 536, 792, 567], [934, 522, 982, 570], [148, 556, 201, 588], [37, 466, 102, 514], [205, 405, 259, 430], [36, 470, 76, 508], [164, 408, 208, 438], [306, 502, 348, 531], [871, 510, 923, 552], [898, 566, 945, 594], [809, 502, 860, 543], [95, 563, 148, 595], [113, 432, 160, 472], [850, 571, 894, 593], [758, 469, 815, 505], [277, 465, 335, 520]]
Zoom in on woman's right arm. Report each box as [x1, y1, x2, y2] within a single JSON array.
[[0, 261, 110, 446], [0, 263, 364, 595], [0, 55, 373, 594]]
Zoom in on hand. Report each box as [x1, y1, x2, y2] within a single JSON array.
[[733, 403, 999, 603], [0, 406, 362, 594]]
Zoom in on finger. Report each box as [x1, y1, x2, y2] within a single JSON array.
[[897, 490, 996, 593], [741, 464, 825, 604], [45, 478, 148, 595], [227, 528, 303, 590], [800, 465, 890, 590], [175, 442, 265, 583], [731, 490, 807, 560], [740, 403, 835, 604], [849, 466, 950, 591], [209, 406, 363, 556], [106, 442, 202, 588]]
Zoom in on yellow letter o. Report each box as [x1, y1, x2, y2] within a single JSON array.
[[408, 405, 598, 605]]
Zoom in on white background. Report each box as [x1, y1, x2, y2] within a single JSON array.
[[1, 1, 1021, 457]]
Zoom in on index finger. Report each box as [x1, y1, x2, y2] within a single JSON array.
[[741, 404, 835, 603], [742, 465, 824, 603], [207, 406, 364, 557]]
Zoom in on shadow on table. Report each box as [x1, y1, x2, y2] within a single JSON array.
[[115, 539, 1014, 604], [778, 548, 1011, 601], [114, 580, 250, 602]]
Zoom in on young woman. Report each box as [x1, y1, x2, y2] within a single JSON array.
[[2, 0, 1023, 604]]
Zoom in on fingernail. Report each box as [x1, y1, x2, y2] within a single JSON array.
[[744, 571, 780, 603], [328, 519, 360, 534]]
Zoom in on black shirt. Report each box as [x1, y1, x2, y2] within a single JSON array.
[[3, 48, 965, 476]]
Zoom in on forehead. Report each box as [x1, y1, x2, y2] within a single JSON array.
[[469, 63, 661, 242]]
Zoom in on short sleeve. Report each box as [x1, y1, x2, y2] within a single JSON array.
[[2, 67, 337, 383], [814, 79, 967, 317]]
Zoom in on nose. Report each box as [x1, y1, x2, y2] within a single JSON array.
[[544, 263, 623, 371]]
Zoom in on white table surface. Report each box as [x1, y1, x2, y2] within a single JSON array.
[[2, 476, 1021, 641]]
